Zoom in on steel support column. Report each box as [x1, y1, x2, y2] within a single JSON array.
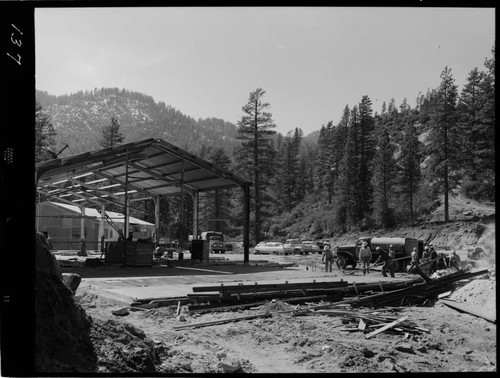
[[155, 195, 161, 244], [80, 203, 85, 241], [98, 202, 105, 251], [180, 157, 185, 244], [192, 190, 199, 240], [243, 183, 250, 264], [124, 147, 129, 239]]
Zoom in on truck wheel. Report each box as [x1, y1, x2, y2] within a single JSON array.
[[336, 256, 347, 269]]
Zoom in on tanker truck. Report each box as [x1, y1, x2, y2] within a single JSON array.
[[333, 236, 424, 272]]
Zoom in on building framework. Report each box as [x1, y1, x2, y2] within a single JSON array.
[[35, 138, 252, 262]]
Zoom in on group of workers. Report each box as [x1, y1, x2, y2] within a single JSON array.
[[410, 244, 461, 274], [321, 241, 462, 277], [321, 241, 396, 277]]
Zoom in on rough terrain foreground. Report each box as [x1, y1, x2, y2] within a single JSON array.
[[35, 232, 162, 373], [36, 213, 496, 373], [76, 273, 496, 373]]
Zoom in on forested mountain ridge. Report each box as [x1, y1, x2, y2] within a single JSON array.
[[36, 46, 495, 240], [36, 88, 240, 158]]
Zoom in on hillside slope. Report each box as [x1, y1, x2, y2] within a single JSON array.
[[273, 194, 495, 252], [36, 88, 239, 157]]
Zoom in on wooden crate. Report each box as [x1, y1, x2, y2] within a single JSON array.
[[124, 241, 153, 266]]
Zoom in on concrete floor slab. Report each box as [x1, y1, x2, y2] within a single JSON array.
[[80, 265, 412, 305]]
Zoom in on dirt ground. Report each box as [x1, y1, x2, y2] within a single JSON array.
[[34, 209, 496, 374], [76, 260, 496, 373]]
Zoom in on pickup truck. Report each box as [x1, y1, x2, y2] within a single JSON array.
[[301, 240, 322, 254], [283, 239, 303, 255]]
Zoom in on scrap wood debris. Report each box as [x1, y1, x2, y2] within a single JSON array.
[[127, 270, 492, 338]]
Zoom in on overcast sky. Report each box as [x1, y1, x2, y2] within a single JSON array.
[[35, 7, 495, 136]]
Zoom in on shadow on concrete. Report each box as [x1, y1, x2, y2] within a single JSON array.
[[60, 262, 296, 279]]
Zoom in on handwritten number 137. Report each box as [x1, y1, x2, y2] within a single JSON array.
[[6, 24, 23, 66]]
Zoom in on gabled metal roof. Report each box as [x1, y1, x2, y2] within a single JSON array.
[[36, 138, 251, 206]]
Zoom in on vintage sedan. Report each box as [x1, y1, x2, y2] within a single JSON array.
[[253, 241, 286, 255]]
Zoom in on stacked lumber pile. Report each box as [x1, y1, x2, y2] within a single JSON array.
[[131, 269, 490, 317], [168, 269, 492, 335], [188, 280, 350, 312]]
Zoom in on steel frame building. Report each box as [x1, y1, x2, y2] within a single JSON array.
[[35, 138, 252, 262]]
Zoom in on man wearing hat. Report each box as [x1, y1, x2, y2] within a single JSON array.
[[359, 241, 372, 275], [429, 245, 438, 274], [410, 247, 419, 269], [373, 247, 395, 278], [321, 244, 335, 272], [449, 250, 461, 269]]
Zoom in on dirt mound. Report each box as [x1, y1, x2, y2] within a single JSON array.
[[89, 319, 165, 373], [35, 232, 163, 373], [449, 277, 496, 317], [35, 232, 96, 372]]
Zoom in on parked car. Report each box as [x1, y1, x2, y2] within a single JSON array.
[[210, 240, 227, 254], [301, 241, 321, 254], [253, 241, 286, 255], [283, 239, 303, 254]]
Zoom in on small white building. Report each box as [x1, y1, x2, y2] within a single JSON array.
[[36, 201, 155, 251]]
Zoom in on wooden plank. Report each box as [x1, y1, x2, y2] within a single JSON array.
[[365, 316, 409, 339], [438, 291, 452, 299], [192, 280, 349, 293], [173, 312, 272, 330], [189, 301, 269, 313], [439, 299, 496, 323], [358, 319, 367, 330]]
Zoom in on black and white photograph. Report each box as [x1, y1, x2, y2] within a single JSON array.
[[0, 4, 496, 375]]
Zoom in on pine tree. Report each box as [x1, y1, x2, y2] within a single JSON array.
[[372, 128, 397, 227], [357, 96, 376, 220], [458, 67, 484, 171], [475, 46, 496, 200], [199, 147, 233, 233], [99, 116, 124, 148], [331, 106, 350, 201], [235, 88, 277, 243], [457, 46, 495, 200], [426, 66, 460, 222], [278, 128, 304, 211], [336, 106, 362, 229], [35, 101, 57, 162], [314, 124, 329, 193], [398, 123, 421, 219], [302, 144, 317, 196]]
